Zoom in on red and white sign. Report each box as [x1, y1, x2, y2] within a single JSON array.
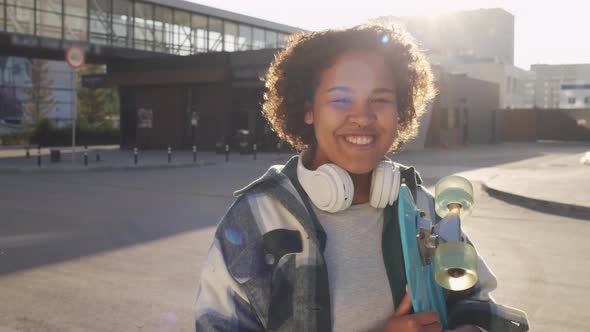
[[65, 46, 85, 69], [577, 119, 587, 127]]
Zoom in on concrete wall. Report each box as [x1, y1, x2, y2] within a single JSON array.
[[424, 71, 500, 147], [496, 108, 590, 142]]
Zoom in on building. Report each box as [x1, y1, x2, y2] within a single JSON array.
[[418, 69, 500, 148], [442, 62, 535, 109], [373, 8, 536, 110], [374, 8, 514, 66], [0, 0, 303, 139], [559, 84, 590, 109], [530, 64, 590, 108]]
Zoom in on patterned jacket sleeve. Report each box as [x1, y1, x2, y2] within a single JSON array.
[[416, 185, 529, 332], [195, 198, 265, 332]]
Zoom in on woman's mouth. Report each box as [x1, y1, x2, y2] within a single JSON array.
[[343, 135, 375, 146]]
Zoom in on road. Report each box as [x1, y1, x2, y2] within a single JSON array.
[[0, 156, 587, 331]]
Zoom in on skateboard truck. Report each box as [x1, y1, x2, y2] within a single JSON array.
[[413, 176, 478, 291]]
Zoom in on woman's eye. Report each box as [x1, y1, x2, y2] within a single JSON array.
[[371, 98, 394, 104], [331, 98, 352, 104]]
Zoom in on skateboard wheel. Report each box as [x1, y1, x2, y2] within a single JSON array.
[[434, 241, 478, 291], [434, 175, 474, 218]]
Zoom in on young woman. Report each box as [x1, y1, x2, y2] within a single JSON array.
[[195, 24, 527, 332]]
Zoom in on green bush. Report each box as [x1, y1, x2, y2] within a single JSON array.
[[0, 131, 30, 145], [28, 120, 120, 146]]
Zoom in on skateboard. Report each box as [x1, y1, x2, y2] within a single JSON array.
[[397, 175, 476, 329], [398, 175, 529, 331]]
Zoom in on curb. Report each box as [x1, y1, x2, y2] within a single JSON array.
[[481, 183, 590, 219], [0, 161, 217, 174]]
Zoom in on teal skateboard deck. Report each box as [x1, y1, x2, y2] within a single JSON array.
[[398, 184, 448, 328]]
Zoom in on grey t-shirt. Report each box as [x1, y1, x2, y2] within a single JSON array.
[[312, 202, 394, 332]]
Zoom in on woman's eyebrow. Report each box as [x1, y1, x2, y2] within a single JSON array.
[[326, 86, 352, 93], [372, 88, 395, 94]]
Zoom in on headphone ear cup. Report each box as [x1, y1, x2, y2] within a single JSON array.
[[370, 161, 393, 208], [370, 160, 401, 208], [388, 165, 401, 205], [321, 164, 353, 212], [298, 158, 339, 211]]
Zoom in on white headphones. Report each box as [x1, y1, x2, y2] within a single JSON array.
[[297, 157, 401, 213]]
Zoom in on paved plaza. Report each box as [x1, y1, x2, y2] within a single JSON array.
[[0, 142, 589, 331]]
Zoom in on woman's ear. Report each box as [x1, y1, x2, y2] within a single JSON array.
[[304, 101, 314, 125]]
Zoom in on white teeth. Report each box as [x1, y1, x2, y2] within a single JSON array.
[[344, 136, 374, 145]]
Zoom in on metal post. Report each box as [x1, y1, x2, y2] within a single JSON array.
[[71, 69, 76, 164], [277, 142, 281, 156], [37, 146, 41, 167], [193, 145, 197, 163], [253, 143, 257, 160], [225, 144, 229, 163], [96, 151, 101, 162], [26, 146, 30, 158], [134, 147, 138, 165], [84, 146, 88, 166], [167, 146, 172, 163]]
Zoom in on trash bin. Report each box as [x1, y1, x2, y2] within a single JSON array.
[[50, 149, 61, 163]]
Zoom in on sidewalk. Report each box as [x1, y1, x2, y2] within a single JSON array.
[[1, 142, 589, 215]]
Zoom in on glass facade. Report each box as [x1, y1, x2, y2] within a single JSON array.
[[0, 0, 292, 54]]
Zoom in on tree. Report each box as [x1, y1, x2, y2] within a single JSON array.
[[23, 59, 56, 128], [77, 64, 119, 127]]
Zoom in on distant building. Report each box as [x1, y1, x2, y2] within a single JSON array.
[[559, 84, 590, 109], [373, 8, 535, 109], [442, 62, 535, 109], [374, 8, 514, 66], [530, 64, 590, 108]]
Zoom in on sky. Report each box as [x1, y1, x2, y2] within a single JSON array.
[[189, 0, 589, 70]]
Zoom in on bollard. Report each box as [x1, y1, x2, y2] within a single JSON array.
[[37, 146, 41, 167], [26, 146, 30, 158], [96, 151, 101, 162], [225, 144, 229, 163], [253, 143, 257, 160], [193, 145, 197, 163], [84, 147, 88, 166], [277, 142, 281, 156], [134, 147, 138, 165], [167, 146, 172, 164]]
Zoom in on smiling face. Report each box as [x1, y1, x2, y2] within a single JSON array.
[[304, 51, 399, 175]]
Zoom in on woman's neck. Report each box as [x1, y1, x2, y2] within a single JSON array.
[[350, 172, 372, 204]]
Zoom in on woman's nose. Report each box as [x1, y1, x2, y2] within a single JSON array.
[[348, 102, 376, 128]]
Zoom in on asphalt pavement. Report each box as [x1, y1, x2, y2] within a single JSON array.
[[1, 141, 588, 217]]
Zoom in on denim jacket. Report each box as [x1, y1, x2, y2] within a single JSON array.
[[195, 156, 528, 331]]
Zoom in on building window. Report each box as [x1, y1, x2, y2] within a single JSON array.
[[191, 14, 207, 53], [154, 6, 173, 53], [252, 27, 264, 50], [6, 0, 34, 35], [134, 2, 155, 51], [112, 0, 132, 48], [64, 0, 88, 41], [278, 33, 289, 48], [37, 0, 63, 39], [89, 0, 111, 45], [238, 25, 252, 50], [207, 17, 223, 52], [172, 10, 192, 55], [440, 108, 457, 129], [265, 30, 277, 48], [568, 97, 576, 104], [224, 21, 238, 52]]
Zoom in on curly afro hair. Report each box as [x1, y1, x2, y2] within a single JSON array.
[[262, 23, 436, 152]]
